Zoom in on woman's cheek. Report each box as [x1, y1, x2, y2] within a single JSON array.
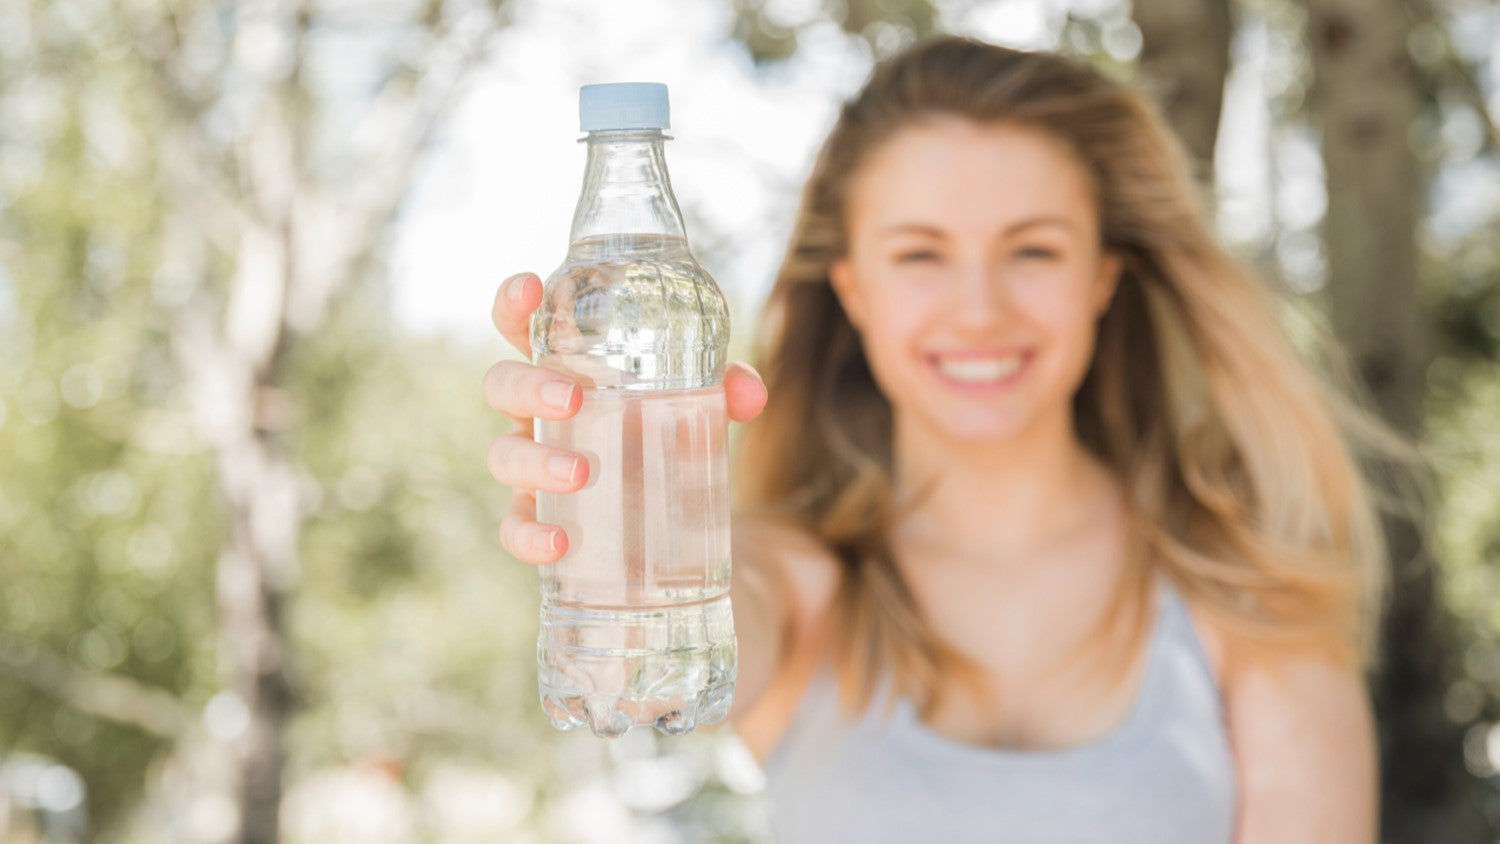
[[858, 296, 927, 390], [1045, 293, 1106, 392], [883, 276, 948, 320]]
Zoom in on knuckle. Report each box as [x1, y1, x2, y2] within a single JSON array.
[[486, 435, 519, 483], [499, 501, 539, 562], [498, 518, 523, 558], [482, 362, 506, 406], [482, 360, 529, 412], [487, 359, 514, 389], [486, 437, 505, 481]]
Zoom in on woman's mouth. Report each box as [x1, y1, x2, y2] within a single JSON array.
[[929, 350, 1032, 390]]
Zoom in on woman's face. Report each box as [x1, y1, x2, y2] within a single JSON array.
[[830, 118, 1121, 447]]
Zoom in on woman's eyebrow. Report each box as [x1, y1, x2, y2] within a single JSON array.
[[876, 223, 945, 239], [875, 215, 1080, 240], [1003, 215, 1079, 236]]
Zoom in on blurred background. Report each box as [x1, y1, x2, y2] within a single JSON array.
[[2, 0, 1498, 841]]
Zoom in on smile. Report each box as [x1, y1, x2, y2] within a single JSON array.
[[929, 351, 1031, 389]]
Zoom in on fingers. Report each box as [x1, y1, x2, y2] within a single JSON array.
[[487, 433, 589, 492], [483, 360, 581, 422], [499, 488, 569, 565], [492, 272, 542, 358], [489, 432, 583, 566], [485, 276, 580, 570], [724, 361, 768, 424]]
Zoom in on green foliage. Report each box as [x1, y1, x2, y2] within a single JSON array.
[[280, 290, 555, 778], [729, 0, 942, 63], [0, 6, 221, 831], [0, 0, 567, 837], [1430, 355, 1500, 738]]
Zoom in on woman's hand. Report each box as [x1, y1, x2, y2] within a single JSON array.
[[484, 271, 769, 565]]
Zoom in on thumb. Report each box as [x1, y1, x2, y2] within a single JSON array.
[[724, 361, 767, 424]]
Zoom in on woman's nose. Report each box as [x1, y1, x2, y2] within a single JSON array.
[[949, 261, 1010, 324]]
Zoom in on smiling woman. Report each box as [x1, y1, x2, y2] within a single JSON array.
[[724, 35, 1400, 844], [485, 33, 1405, 844], [829, 119, 1121, 446]]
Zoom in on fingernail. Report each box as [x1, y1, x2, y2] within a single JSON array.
[[547, 454, 580, 484], [533, 527, 560, 555], [507, 276, 527, 301], [541, 380, 575, 411]]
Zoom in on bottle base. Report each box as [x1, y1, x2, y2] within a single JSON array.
[[537, 598, 736, 738], [540, 681, 735, 738]]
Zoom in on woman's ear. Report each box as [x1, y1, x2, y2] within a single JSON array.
[[1092, 250, 1124, 317], [829, 257, 867, 330]]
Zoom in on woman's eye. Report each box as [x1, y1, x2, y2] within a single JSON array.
[[896, 251, 939, 264], [1016, 246, 1059, 261]]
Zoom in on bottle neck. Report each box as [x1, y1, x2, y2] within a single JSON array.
[[569, 129, 689, 249]]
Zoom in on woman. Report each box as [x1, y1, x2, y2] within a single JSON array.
[[486, 36, 1398, 842]]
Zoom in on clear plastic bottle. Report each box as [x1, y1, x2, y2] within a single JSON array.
[[531, 82, 735, 737]]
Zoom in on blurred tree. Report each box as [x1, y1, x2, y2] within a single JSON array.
[[1305, 0, 1493, 837], [0, 1, 222, 830], [1130, 0, 1232, 185], [0, 0, 513, 840], [139, 2, 503, 837]]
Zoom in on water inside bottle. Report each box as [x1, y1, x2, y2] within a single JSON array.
[[535, 387, 735, 737], [531, 234, 729, 392]]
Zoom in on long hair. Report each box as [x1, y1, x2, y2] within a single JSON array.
[[735, 35, 1408, 719]]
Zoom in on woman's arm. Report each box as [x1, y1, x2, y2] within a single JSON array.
[[723, 518, 797, 724], [1226, 654, 1378, 843], [714, 517, 841, 756], [725, 518, 841, 718]]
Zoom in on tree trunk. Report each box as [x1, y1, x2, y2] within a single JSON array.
[[214, 427, 299, 844], [1130, 0, 1233, 187], [1304, 0, 1487, 839], [211, 220, 302, 844], [152, 3, 499, 837]]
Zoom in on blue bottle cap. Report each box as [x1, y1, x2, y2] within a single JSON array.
[[579, 82, 670, 132]]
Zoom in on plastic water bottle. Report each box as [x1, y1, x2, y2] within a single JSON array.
[[531, 82, 735, 737]]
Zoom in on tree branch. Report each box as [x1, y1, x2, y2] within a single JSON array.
[[285, 8, 499, 332], [0, 637, 191, 740]]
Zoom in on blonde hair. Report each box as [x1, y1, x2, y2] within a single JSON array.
[[735, 36, 1408, 718]]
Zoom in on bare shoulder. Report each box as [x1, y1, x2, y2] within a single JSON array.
[[1225, 650, 1377, 843], [1179, 598, 1371, 726], [733, 513, 842, 629], [1178, 596, 1375, 841]]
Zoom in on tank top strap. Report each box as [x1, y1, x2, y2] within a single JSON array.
[[1155, 577, 1223, 695]]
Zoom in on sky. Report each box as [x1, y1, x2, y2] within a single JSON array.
[[387, 0, 1282, 343]]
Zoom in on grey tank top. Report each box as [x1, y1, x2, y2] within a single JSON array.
[[760, 579, 1237, 843]]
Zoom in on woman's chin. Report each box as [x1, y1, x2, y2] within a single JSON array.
[[928, 410, 1033, 447]]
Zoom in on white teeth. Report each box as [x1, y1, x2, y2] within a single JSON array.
[[937, 354, 1024, 383]]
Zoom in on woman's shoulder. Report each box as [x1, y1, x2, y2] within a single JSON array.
[[733, 512, 843, 629], [1179, 594, 1377, 838]]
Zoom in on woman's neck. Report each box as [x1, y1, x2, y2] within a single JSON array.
[[890, 405, 1120, 566]]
